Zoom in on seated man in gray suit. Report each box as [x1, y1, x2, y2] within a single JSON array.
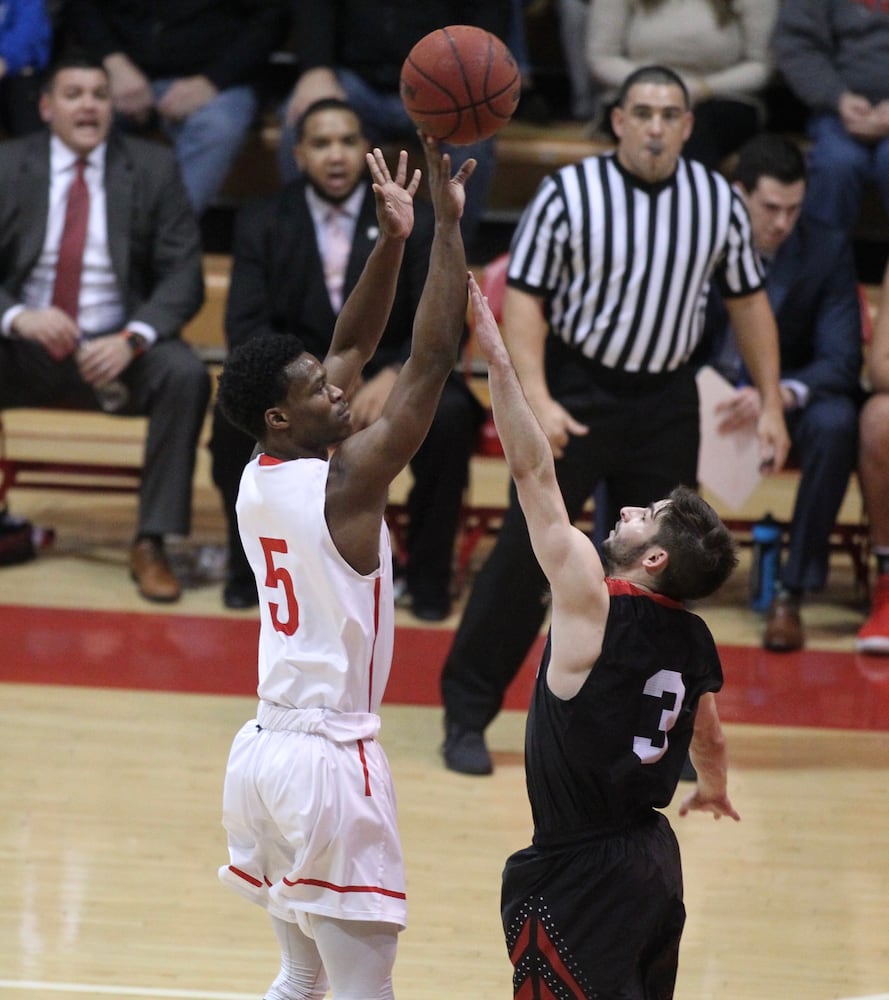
[[0, 57, 210, 603], [699, 133, 863, 651], [210, 98, 482, 618]]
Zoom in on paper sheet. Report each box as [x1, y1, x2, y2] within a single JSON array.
[[695, 365, 762, 511]]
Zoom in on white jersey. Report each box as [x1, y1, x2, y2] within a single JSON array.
[[220, 453, 406, 929], [237, 453, 395, 737]]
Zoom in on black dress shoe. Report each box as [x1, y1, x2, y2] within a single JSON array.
[[223, 576, 258, 609], [443, 723, 493, 775], [411, 595, 451, 622]]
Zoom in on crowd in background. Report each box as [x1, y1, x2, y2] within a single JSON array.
[[1, 0, 888, 654]]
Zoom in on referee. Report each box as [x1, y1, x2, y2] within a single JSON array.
[[441, 64, 790, 776]]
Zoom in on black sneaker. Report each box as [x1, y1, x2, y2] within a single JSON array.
[[223, 574, 258, 609], [443, 723, 493, 775]]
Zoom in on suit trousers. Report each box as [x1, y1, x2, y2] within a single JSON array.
[[440, 362, 700, 732], [0, 335, 210, 538], [781, 393, 859, 593]]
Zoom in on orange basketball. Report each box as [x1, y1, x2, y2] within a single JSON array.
[[399, 24, 521, 146]]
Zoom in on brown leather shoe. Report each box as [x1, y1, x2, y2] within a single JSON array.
[[130, 538, 181, 603], [763, 589, 804, 652]]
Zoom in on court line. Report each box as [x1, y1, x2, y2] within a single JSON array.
[[0, 982, 258, 999], [837, 995, 889, 1000]]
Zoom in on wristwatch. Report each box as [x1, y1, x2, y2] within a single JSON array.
[[123, 330, 148, 358]]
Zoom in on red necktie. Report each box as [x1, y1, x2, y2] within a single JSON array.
[[51, 158, 89, 320], [323, 208, 350, 313]]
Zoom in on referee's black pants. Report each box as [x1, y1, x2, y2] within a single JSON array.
[[440, 362, 700, 733]]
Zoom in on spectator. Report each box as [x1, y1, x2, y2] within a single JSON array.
[[216, 140, 473, 999], [857, 259, 889, 654], [66, 0, 288, 215], [0, 0, 52, 136], [588, 0, 778, 168], [698, 133, 863, 652], [0, 57, 209, 603], [467, 273, 740, 999], [440, 65, 789, 776], [771, 0, 889, 241], [210, 98, 482, 616], [279, 0, 511, 255], [557, 0, 598, 121]]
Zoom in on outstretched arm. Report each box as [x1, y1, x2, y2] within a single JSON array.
[[678, 693, 741, 822], [470, 275, 609, 692], [323, 148, 420, 397], [325, 137, 475, 572]]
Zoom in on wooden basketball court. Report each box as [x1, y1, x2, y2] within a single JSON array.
[[1, 409, 888, 1000]]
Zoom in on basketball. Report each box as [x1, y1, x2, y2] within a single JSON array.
[[399, 25, 521, 146]]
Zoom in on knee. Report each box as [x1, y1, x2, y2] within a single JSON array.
[[808, 127, 870, 181], [860, 393, 889, 460], [799, 397, 858, 453], [184, 88, 256, 145]]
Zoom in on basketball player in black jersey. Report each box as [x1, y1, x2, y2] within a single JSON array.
[[466, 274, 741, 999]]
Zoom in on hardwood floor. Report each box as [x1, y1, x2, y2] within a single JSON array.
[[1, 408, 888, 1000]]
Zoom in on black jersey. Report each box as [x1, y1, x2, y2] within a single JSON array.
[[525, 578, 723, 846]]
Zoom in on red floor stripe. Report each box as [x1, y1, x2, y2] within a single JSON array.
[[1, 604, 888, 731]]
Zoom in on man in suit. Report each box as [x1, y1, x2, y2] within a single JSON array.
[[0, 57, 210, 602], [210, 98, 482, 616], [700, 133, 863, 651]]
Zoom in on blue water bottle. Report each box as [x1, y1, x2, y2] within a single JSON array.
[[749, 513, 781, 611]]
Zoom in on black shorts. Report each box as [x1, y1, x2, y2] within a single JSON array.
[[501, 813, 686, 1000]]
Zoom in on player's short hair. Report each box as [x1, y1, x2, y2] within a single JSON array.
[[616, 64, 690, 110], [652, 485, 738, 601], [732, 132, 807, 192], [295, 97, 364, 144], [217, 334, 306, 441]]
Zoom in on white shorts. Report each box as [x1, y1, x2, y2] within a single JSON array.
[[218, 716, 407, 929]]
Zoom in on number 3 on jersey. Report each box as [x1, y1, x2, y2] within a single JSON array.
[[633, 669, 686, 764], [260, 536, 299, 635]]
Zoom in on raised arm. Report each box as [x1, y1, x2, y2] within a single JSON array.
[[470, 275, 609, 691], [323, 148, 420, 396], [325, 138, 474, 572]]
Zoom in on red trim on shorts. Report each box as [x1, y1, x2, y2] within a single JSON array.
[[228, 865, 264, 888], [357, 738, 371, 796], [281, 875, 406, 900], [510, 914, 586, 999]]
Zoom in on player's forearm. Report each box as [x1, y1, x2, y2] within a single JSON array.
[[729, 292, 784, 412], [412, 219, 467, 369], [488, 353, 551, 483]]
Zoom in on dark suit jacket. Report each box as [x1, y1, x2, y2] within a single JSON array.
[[225, 177, 435, 376], [700, 215, 862, 399], [0, 129, 205, 337]]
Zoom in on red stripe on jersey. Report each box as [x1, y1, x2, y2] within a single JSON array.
[[607, 576, 683, 609], [281, 875, 406, 900], [357, 738, 371, 796], [368, 574, 381, 710]]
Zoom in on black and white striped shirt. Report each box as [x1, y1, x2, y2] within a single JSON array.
[[507, 153, 764, 374]]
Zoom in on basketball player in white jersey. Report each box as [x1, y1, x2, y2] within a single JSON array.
[[215, 137, 474, 1000]]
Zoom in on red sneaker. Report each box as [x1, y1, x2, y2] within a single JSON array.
[[857, 574, 889, 655]]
